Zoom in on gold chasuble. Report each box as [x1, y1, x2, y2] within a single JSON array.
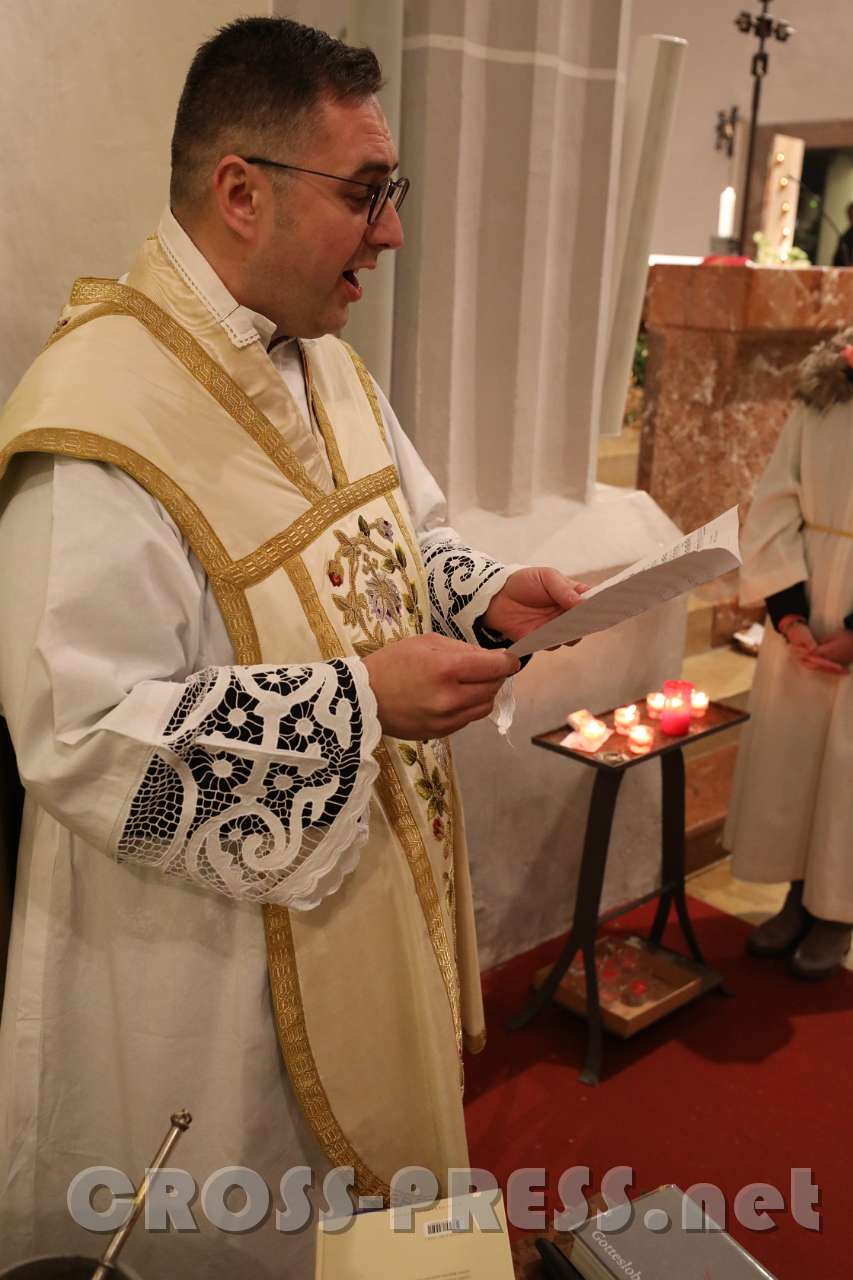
[[0, 237, 486, 1198]]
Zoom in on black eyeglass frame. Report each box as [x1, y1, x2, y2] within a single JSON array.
[[241, 156, 410, 225]]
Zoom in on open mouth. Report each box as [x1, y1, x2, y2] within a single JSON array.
[[341, 269, 363, 301]]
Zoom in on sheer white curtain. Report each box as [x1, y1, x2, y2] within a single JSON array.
[[392, 0, 629, 517]]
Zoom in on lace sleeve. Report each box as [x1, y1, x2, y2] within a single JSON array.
[[115, 658, 380, 911], [419, 528, 515, 644]]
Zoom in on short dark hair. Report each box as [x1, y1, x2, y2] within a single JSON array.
[[170, 16, 382, 211]]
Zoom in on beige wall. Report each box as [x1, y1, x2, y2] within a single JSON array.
[[1, 0, 264, 402], [629, 0, 853, 256]]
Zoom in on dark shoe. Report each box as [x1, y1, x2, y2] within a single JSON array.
[[789, 920, 853, 980], [746, 881, 809, 957]]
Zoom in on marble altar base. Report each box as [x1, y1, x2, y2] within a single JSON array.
[[639, 264, 853, 534]]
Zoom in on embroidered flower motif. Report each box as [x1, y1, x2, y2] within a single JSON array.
[[399, 743, 452, 854], [327, 557, 344, 587], [328, 512, 424, 650], [365, 570, 402, 624]]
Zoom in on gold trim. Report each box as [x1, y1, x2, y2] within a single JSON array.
[[268, 560, 398, 1192], [263, 905, 389, 1199], [343, 341, 390, 452], [374, 743, 463, 1055], [342, 344, 425, 591], [300, 343, 350, 490], [284, 557, 462, 1053], [220, 465, 400, 589], [65, 278, 325, 504], [0, 429, 261, 664], [44, 302, 127, 349], [805, 520, 853, 539], [386, 491, 426, 599], [284, 557, 346, 661]]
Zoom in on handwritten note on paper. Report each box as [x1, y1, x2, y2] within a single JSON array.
[[509, 507, 742, 659]]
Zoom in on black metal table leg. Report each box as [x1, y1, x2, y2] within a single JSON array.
[[648, 747, 707, 965], [507, 767, 625, 1084]]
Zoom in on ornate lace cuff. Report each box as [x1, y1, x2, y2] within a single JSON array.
[[115, 658, 380, 910], [420, 529, 515, 644]]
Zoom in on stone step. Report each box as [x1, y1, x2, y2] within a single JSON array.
[[688, 570, 766, 649], [596, 422, 640, 489], [681, 647, 756, 705]]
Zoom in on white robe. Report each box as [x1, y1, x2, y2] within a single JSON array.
[[724, 401, 853, 922], [0, 217, 513, 1278]]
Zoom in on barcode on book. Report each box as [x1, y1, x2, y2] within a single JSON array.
[[424, 1218, 465, 1237]]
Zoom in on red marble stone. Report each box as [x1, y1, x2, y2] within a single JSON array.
[[639, 264, 853, 533]]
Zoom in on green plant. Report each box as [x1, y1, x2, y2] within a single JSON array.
[[752, 231, 811, 267]]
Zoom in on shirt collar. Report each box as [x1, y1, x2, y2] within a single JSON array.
[[157, 207, 278, 350]]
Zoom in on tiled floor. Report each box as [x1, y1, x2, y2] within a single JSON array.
[[688, 857, 786, 925], [688, 857, 853, 971]]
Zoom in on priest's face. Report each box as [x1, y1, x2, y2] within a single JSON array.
[[249, 94, 404, 338]]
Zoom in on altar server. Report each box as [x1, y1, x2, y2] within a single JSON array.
[[725, 328, 853, 979]]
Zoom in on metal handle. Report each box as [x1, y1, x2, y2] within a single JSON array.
[[90, 1110, 192, 1280]]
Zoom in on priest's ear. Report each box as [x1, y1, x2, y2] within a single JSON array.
[[210, 154, 267, 244]]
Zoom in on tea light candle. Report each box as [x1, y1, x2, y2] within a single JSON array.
[[566, 708, 594, 730], [578, 717, 610, 751], [691, 689, 709, 718], [661, 694, 691, 736], [613, 704, 640, 734], [646, 691, 665, 718], [627, 724, 654, 755]]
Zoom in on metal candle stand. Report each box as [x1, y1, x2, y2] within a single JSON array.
[[507, 702, 749, 1085]]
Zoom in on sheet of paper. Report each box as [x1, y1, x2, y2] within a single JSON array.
[[510, 506, 741, 659]]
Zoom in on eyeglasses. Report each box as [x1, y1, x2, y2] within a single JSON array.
[[241, 156, 410, 226]]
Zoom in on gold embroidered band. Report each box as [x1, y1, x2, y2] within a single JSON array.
[[280, 557, 463, 1052], [343, 344, 425, 593], [65, 278, 325, 505], [263, 905, 390, 1198], [301, 344, 350, 490], [218, 465, 400, 588], [0, 428, 262, 665]]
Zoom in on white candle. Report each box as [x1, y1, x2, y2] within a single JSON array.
[[691, 689, 709, 718], [628, 725, 654, 755], [646, 691, 665, 719], [717, 186, 736, 239], [614, 704, 640, 735], [579, 718, 610, 751], [566, 708, 594, 730]]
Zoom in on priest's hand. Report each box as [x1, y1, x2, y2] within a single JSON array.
[[481, 567, 589, 642], [800, 627, 853, 675], [362, 634, 520, 739]]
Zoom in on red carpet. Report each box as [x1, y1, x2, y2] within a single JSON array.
[[464, 899, 853, 1278]]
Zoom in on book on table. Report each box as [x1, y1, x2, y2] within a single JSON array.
[[570, 1185, 776, 1279], [314, 1190, 515, 1279]]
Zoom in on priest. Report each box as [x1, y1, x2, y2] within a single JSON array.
[[0, 17, 585, 1279]]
